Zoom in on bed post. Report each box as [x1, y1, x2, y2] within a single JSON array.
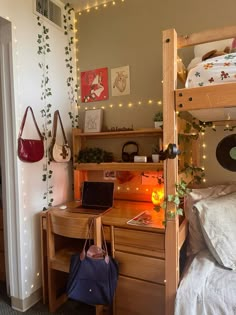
[[162, 29, 179, 315]]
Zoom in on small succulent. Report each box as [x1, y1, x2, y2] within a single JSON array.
[[153, 112, 163, 122]]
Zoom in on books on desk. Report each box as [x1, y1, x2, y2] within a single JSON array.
[[127, 211, 153, 226]]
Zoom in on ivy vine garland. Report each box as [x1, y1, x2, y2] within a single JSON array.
[[63, 3, 79, 128], [37, 15, 54, 209]]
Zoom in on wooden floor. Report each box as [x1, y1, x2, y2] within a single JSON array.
[[0, 281, 95, 315]]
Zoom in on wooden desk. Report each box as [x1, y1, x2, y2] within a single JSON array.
[[40, 200, 165, 315]]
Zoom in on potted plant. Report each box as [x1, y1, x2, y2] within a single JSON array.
[[153, 111, 163, 128], [151, 144, 160, 162]]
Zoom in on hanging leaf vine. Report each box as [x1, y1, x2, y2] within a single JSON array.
[[37, 15, 54, 209], [63, 3, 79, 128]]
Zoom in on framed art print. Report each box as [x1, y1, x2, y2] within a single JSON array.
[[81, 67, 109, 103], [111, 65, 130, 96], [84, 109, 103, 133]]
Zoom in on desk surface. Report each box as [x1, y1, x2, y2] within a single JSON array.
[[42, 200, 165, 233]]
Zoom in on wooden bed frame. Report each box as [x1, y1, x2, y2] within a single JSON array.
[[162, 25, 236, 315]]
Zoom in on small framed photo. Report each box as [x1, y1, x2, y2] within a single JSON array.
[[104, 170, 116, 180], [84, 108, 103, 133]]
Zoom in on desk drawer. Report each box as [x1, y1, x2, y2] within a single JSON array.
[[115, 251, 165, 284], [114, 228, 164, 253], [115, 276, 165, 315]]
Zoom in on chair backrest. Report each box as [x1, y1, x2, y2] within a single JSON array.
[[47, 208, 102, 245]]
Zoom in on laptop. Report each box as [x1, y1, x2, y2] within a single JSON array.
[[69, 181, 114, 214]]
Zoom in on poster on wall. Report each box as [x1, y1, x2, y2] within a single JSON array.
[[111, 65, 130, 96], [81, 67, 109, 103]]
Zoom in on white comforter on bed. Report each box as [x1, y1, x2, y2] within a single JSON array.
[[186, 52, 236, 88], [174, 249, 236, 315]]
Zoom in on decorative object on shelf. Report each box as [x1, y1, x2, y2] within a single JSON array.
[[134, 156, 147, 163], [153, 111, 163, 128], [18, 106, 44, 163], [104, 126, 134, 132], [122, 141, 139, 162], [81, 67, 109, 103], [49, 110, 71, 163], [78, 147, 113, 163], [66, 220, 119, 305], [84, 108, 103, 133], [111, 65, 130, 96], [152, 143, 160, 163], [104, 170, 117, 180]]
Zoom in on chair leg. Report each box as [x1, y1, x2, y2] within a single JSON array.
[[95, 305, 104, 315], [48, 268, 67, 312]]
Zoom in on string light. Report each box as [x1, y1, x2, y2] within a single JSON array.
[[77, 0, 125, 15]]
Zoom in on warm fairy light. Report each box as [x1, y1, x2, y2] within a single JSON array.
[[201, 132, 205, 136], [119, 103, 123, 107], [202, 143, 206, 148], [101, 106, 105, 109], [158, 100, 162, 105], [148, 100, 153, 104], [86, 8, 90, 12], [103, 3, 107, 7], [226, 124, 230, 128], [151, 185, 164, 205], [203, 178, 206, 183], [95, 6, 98, 10], [79, 12, 82, 15], [138, 101, 142, 105], [112, 1, 116, 4], [136, 187, 139, 191], [109, 104, 113, 108], [202, 167, 205, 171], [202, 155, 206, 159], [145, 188, 149, 192], [128, 103, 132, 107], [117, 186, 121, 190]]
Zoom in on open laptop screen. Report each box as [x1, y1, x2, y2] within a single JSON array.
[[82, 181, 114, 209]]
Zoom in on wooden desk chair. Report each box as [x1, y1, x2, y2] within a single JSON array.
[[46, 209, 103, 314]]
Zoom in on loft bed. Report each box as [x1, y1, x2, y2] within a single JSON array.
[[162, 25, 236, 315]]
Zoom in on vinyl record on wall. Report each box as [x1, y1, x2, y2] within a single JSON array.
[[216, 134, 236, 172]]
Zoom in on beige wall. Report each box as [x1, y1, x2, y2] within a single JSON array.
[[76, 0, 236, 184]]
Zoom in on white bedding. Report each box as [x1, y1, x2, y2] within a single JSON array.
[[174, 249, 236, 315], [186, 53, 236, 88]]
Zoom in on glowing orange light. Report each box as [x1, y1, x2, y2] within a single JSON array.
[[151, 185, 164, 205]]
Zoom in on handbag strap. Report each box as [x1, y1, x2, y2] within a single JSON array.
[[52, 110, 69, 144], [18, 106, 43, 140], [80, 219, 109, 263]]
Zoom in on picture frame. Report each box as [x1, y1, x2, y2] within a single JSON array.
[[84, 108, 103, 133], [81, 67, 109, 103]]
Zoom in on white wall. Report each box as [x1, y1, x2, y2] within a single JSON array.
[[76, 0, 236, 186], [0, 0, 76, 309]]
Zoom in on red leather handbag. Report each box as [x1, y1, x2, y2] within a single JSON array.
[[18, 106, 44, 163]]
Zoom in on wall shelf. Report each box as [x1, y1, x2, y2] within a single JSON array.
[[74, 162, 163, 172]]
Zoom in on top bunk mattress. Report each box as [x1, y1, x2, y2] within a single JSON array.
[[185, 52, 236, 88]]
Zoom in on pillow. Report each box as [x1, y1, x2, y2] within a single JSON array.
[[187, 57, 202, 71], [194, 192, 236, 270], [194, 38, 233, 58], [185, 183, 236, 256]]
